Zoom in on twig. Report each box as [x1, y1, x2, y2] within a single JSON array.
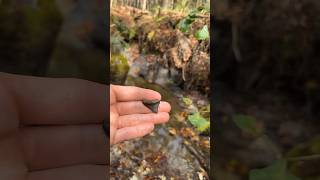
[[194, 15, 210, 18], [183, 140, 209, 173], [287, 154, 320, 162], [232, 22, 242, 62], [123, 149, 142, 165]]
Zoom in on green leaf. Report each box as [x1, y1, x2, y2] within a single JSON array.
[[182, 97, 193, 106], [188, 112, 210, 132], [178, 15, 196, 33], [185, 17, 195, 24], [177, 18, 190, 33], [232, 114, 262, 136], [128, 28, 136, 40], [195, 25, 209, 40], [249, 159, 301, 180]]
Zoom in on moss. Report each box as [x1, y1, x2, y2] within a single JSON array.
[[22, 0, 63, 48], [110, 54, 130, 85]]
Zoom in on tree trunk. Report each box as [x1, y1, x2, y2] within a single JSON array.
[[142, 0, 147, 10], [196, 0, 200, 7], [162, 0, 169, 9]]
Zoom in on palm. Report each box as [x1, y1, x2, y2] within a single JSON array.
[[1, 132, 106, 180], [0, 73, 108, 180], [1, 106, 106, 180]]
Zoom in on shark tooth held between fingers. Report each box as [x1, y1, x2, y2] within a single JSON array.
[[142, 99, 160, 113]]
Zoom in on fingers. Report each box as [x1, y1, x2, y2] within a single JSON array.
[[111, 85, 161, 103], [118, 112, 169, 128], [0, 83, 19, 136], [1, 73, 107, 125], [116, 101, 171, 115], [27, 165, 108, 180], [114, 123, 154, 144], [20, 125, 108, 171], [110, 107, 118, 145], [0, 136, 27, 180]]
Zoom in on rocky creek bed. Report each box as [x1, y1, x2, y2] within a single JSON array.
[[110, 47, 210, 180]]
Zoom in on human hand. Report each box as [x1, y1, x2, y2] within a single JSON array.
[[110, 85, 171, 145], [0, 73, 107, 180]]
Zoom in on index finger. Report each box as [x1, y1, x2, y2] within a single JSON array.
[[111, 85, 161, 103]]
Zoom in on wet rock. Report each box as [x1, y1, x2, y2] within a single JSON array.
[[128, 55, 173, 86], [278, 121, 304, 147]]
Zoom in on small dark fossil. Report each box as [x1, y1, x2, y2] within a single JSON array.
[[142, 99, 160, 113]]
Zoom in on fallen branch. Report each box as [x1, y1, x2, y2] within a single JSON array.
[[287, 154, 320, 162], [183, 140, 209, 173]]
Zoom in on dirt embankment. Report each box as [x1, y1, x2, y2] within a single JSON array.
[[111, 6, 210, 94]]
